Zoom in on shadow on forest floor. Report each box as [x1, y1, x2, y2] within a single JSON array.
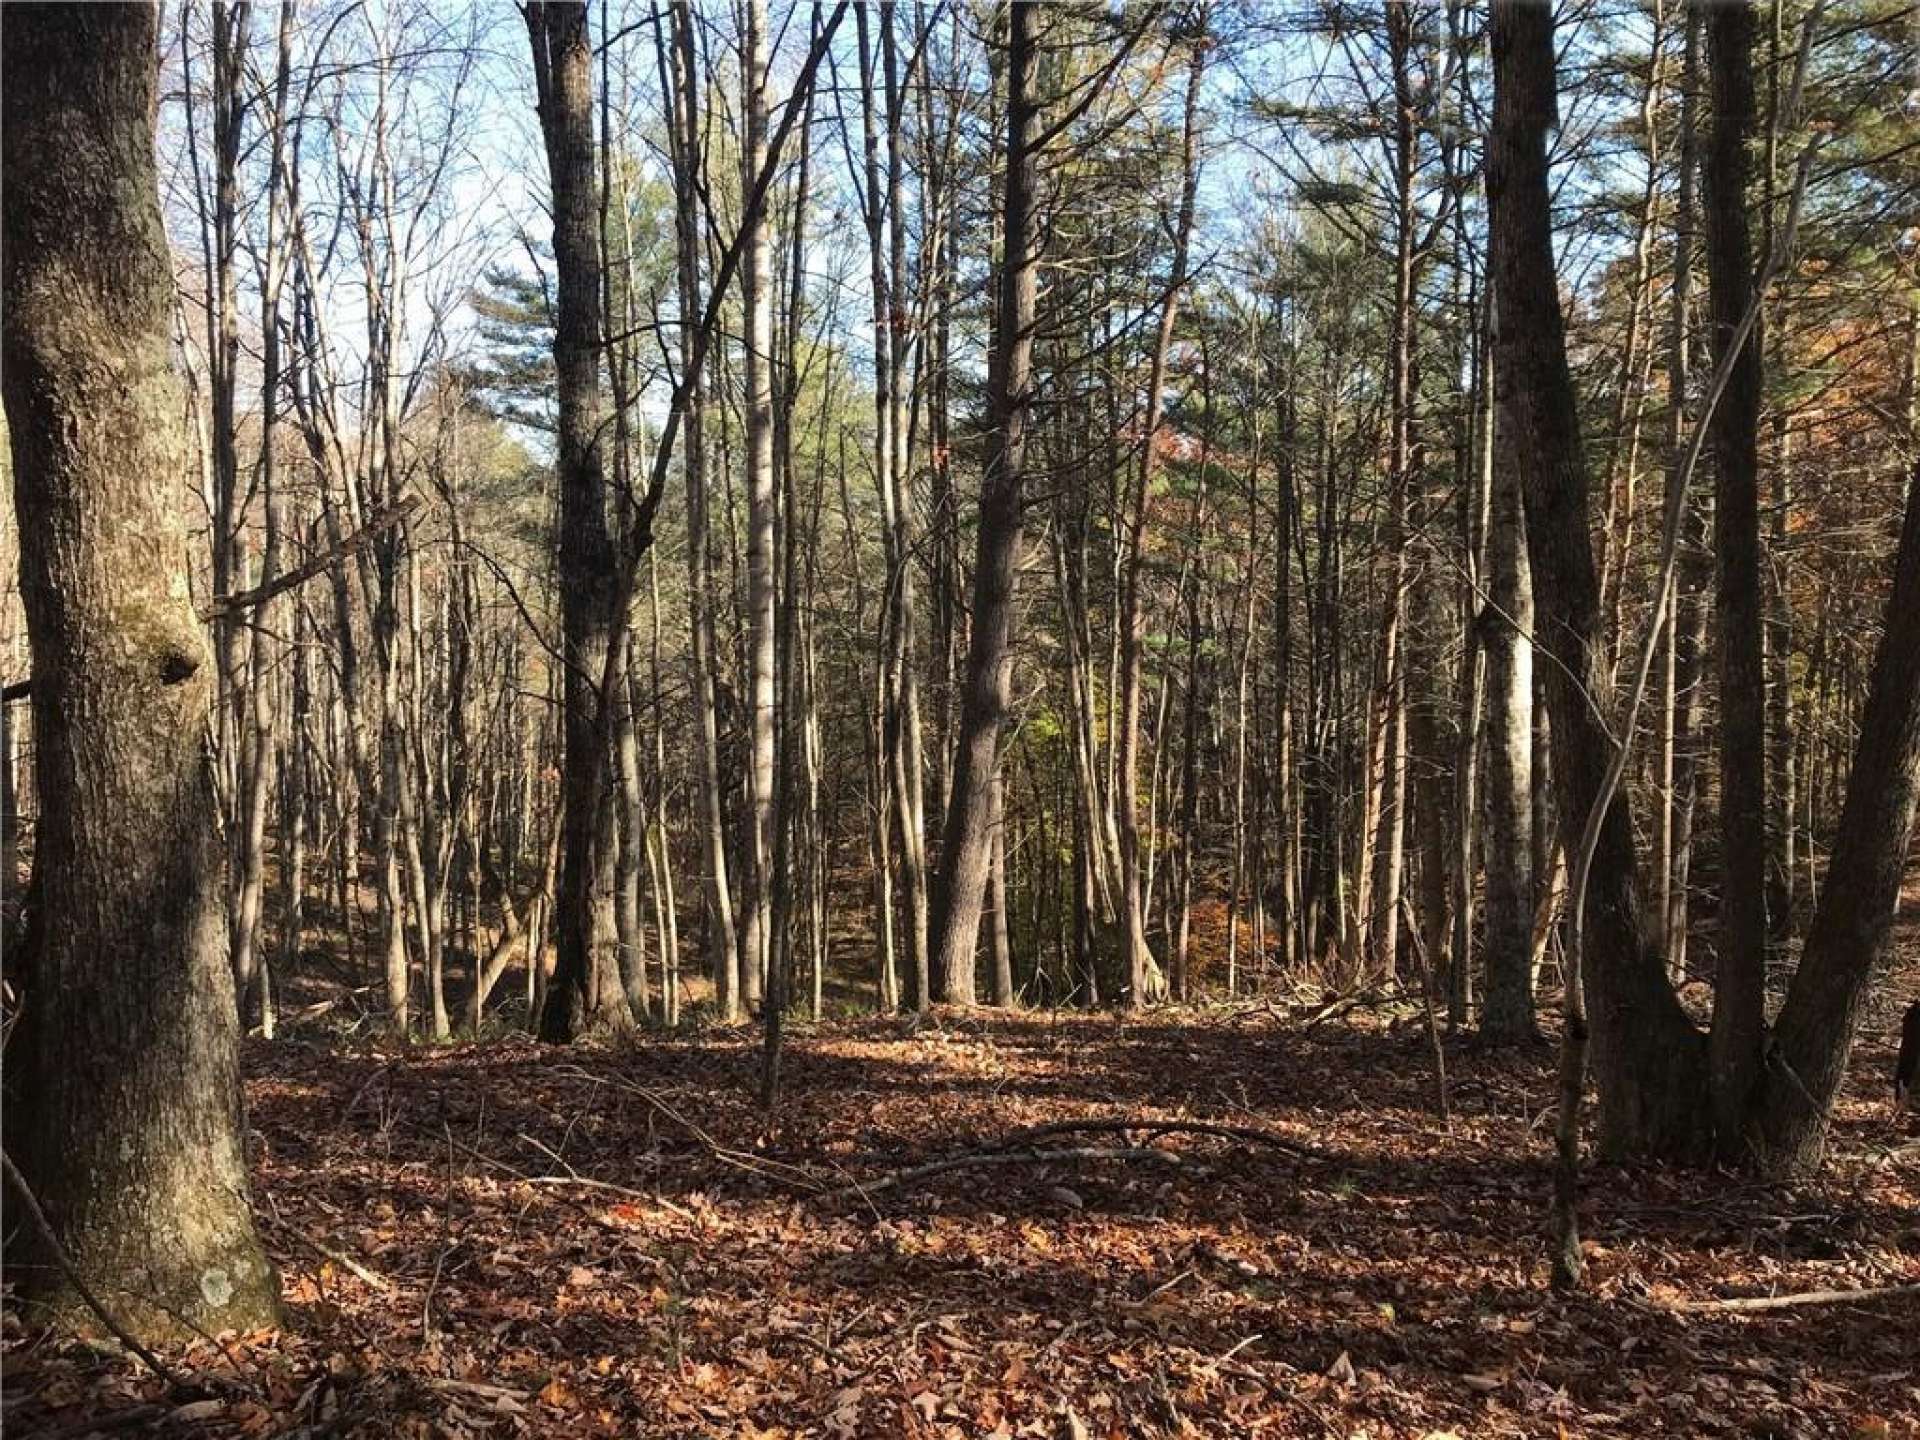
[[4, 974, 1918, 1438]]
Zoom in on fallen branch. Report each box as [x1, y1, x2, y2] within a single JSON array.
[[1298, 987, 1403, 1036], [0, 1148, 186, 1391], [1399, 897, 1453, 1126], [435, 1129, 699, 1225], [258, 1214, 394, 1294], [1003, 1116, 1328, 1162], [515, 1173, 694, 1218], [208, 496, 422, 617], [511, 1130, 696, 1221], [1662, 1283, 1920, 1314], [426, 1377, 530, 1406], [549, 1064, 826, 1192], [819, 1144, 1186, 1204]]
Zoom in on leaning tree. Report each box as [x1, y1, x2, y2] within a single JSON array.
[[1488, 0, 1920, 1177]]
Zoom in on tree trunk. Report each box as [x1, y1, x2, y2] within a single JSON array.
[[526, 0, 629, 1042], [989, 767, 1016, 1007], [613, 643, 651, 1020], [1487, 0, 1709, 1161], [880, 7, 932, 1011], [739, 0, 775, 1014], [1658, 7, 1704, 968], [1, 0, 279, 1337], [929, 0, 1038, 999], [1480, 309, 1537, 1043], [1751, 463, 1920, 1171], [1115, 19, 1204, 1008], [660, 2, 741, 1020], [1, 691, 17, 906], [1703, 0, 1770, 1154]]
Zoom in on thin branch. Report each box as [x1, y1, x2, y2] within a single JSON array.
[[1, 497, 422, 704], [1661, 1284, 1920, 1314], [819, 1145, 1188, 1204], [0, 1147, 188, 1392]]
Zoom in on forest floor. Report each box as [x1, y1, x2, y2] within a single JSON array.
[[5, 965, 1919, 1439]]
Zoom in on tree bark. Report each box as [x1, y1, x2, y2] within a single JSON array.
[[1488, 0, 1709, 1162], [929, 0, 1038, 999], [1703, 0, 1770, 1153], [880, 6, 932, 1011], [738, 0, 776, 1015], [1658, 7, 1705, 969], [989, 767, 1017, 1007], [659, 1, 741, 1020], [1, 0, 279, 1337], [1480, 308, 1536, 1043], [526, 0, 629, 1042]]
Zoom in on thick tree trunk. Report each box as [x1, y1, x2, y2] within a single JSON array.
[[1, 0, 279, 1337], [1487, 0, 1709, 1162]]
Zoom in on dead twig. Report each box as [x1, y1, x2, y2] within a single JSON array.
[[1299, 988, 1400, 1036], [258, 1213, 394, 1294], [445, 1130, 697, 1222], [1399, 898, 1453, 1126], [1002, 1116, 1328, 1161], [421, 1122, 459, 1342], [1660, 1283, 1920, 1314], [524, 1150, 697, 1221], [1, 499, 423, 705], [818, 1144, 1185, 1204], [426, 1377, 530, 1404], [549, 1063, 827, 1192]]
